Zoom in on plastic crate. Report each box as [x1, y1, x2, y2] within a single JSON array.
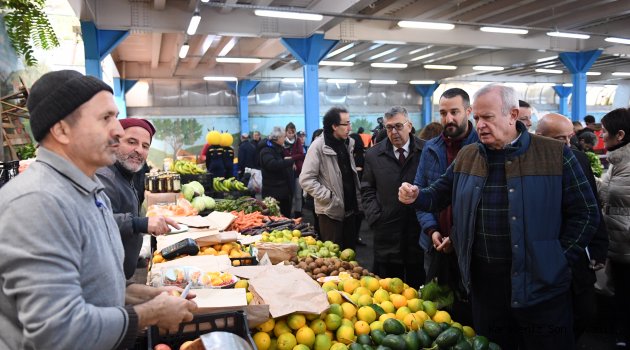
[[146, 310, 254, 350]]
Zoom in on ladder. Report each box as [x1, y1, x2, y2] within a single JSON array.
[[1, 78, 31, 160]]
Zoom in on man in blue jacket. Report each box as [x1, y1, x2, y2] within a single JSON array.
[[400, 84, 599, 350]]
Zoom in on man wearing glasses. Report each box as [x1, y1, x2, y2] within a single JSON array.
[[300, 107, 362, 249], [361, 106, 426, 287]]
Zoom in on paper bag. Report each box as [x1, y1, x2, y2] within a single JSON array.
[[193, 288, 247, 314], [254, 242, 298, 264], [206, 211, 237, 231], [246, 264, 329, 318]]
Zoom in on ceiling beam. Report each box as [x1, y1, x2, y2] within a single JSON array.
[[243, 39, 287, 76], [154, 0, 166, 10], [220, 0, 238, 14], [151, 32, 162, 69], [187, 34, 217, 69]]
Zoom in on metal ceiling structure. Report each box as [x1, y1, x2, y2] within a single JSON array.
[[67, 0, 630, 85]]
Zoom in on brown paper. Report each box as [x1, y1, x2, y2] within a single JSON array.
[[234, 264, 329, 318], [205, 211, 237, 231], [155, 230, 238, 251], [254, 242, 298, 264], [173, 215, 213, 228], [193, 288, 247, 311]]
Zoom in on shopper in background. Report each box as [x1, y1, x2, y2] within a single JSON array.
[[580, 114, 597, 135], [518, 100, 533, 130], [361, 106, 425, 287], [252, 130, 262, 147], [597, 108, 630, 349], [297, 130, 307, 153], [284, 122, 305, 218], [536, 113, 609, 340], [96, 118, 179, 280], [414, 87, 478, 325], [417, 122, 444, 141], [300, 107, 361, 249], [579, 131, 598, 152], [302, 129, 323, 235], [260, 127, 295, 218], [400, 84, 599, 350], [237, 132, 257, 179], [0, 70, 196, 350]]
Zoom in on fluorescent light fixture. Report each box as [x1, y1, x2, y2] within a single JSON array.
[[409, 80, 436, 84], [546, 31, 590, 39], [472, 65, 504, 71], [373, 40, 407, 45], [562, 83, 573, 87], [327, 79, 356, 84], [536, 55, 558, 63], [327, 43, 354, 58], [216, 57, 262, 63], [534, 83, 556, 87], [605, 37, 630, 45], [605, 84, 617, 88], [535, 68, 563, 74], [586, 72, 602, 76], [612, 72, 630, 76], [320, 61, 354, 67], [410, 53, 435, 62], [254, 9, 322, 21], [342, 53, 357, 61], [369, 48, 398, 60], [424, 64, 457, 70], [369, 80, 397, 84], [178, 43, 190, 58], [371, 62, 408, 68], [218, 38, 237, 57], [398, 21, 454, 30], [203, 76, 238, 81], [480, 26, 528, 35], [187, 11, 201, 35], [201, 0, 209, 2], [409, 46, 432, 55], [281, 77, 304, 83]]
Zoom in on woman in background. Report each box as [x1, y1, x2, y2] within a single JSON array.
[[260, 127, 295, 218]]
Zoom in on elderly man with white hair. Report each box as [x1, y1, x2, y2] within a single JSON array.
[[399, 84, 599, 350], [259, 126, 295, 217]]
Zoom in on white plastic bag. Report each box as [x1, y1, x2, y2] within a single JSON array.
[[245, 167, 262, 194]]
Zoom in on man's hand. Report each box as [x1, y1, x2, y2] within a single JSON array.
[[148, 216, 180, 236], [590, 260, 605, 271], [135, 292, 197, 332], [158, 286, 197, 300], [398, 182, 420, 204], [431, 231, 453, 253]]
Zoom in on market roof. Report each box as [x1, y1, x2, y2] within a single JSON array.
[[68, 0, 630, 85]]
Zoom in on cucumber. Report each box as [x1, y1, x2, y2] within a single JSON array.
[[383, 318, 406, 335], [435, 327, 463, 348], [381, 334, 407, 350]]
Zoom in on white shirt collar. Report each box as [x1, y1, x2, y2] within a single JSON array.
[[393, 138, 411, 155]]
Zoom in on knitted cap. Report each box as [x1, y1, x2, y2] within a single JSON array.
[[27, 70, 113, 142], [119, 118, 156, 141]]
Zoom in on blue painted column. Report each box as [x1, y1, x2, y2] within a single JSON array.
[[414, 83, 440, 127], [552, 85, 572, 117], [80, 21, 129, 79], [113, 78, 137, 119], [558, 50, 602, 121], [227, 80, 260, 135], [281, 34, 338, 145]]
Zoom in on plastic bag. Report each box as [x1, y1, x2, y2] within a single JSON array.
[[245, 167, 262, 194]]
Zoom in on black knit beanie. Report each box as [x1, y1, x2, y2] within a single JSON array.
[[27, 70, 113, 142]]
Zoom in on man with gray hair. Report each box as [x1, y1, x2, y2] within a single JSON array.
[[399, 84, 599, 349], [361, 106, 425, 287], [260, 127, 295, 217]]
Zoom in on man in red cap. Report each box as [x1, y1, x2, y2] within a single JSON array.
[[96, 118, 179, 279]]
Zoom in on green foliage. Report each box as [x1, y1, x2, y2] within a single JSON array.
[[1, 0, 60, 66], [151, 118, 204, 158], [585, 151, 603, 177], [16, 142, 35, 159], [352, 118, 375, 134]]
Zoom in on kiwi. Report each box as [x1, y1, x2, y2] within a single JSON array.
[[352, 273, 360, 279], [313, 268, 321, 275], [320, 265, 329, 274], [305, 257, 314, 264], [314, 258, 324, 265], [362, 269, 369, 276], [308, 262, 317, 271], [316, 273, 326, 279], [353, 266, 363, 273], [330, 270, 339, 276], [339, 267, 345, 272]]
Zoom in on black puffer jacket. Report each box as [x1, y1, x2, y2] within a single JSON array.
[[361, 135, 425, 264], [260, 140, 294, 200]]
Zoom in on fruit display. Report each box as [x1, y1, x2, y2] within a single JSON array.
[[173, 160, 205, 175], [214, 196, 281, 216], [152, 242, 252, 266], [199, 271, 238, 288], [146, 198, 198, 217], [251, 276, 501, 350], [290, 257, 376, 281], [239, 218, 315, 236], [212, 176, 248, 192]]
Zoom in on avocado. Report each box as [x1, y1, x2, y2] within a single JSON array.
[[371, 329, 387, 345], [383, 318, 406, 335], [416, 329, 433, 348], [422, 320, 442, 339], [472, 335, 489, 350], [381, 334, 407, 350], [435, 327, 463, 348]]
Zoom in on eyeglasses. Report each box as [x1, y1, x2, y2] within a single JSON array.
[[338, 121, 351, 126], [385, 121, 409, 132]]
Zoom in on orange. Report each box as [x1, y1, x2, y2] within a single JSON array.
[[287, 313, 307, 330], [357, 306, 377, 324], [295, 326, 316, 348], [388, 278, 404, 294], [390, 294, 408, 309], [402, 287, 418, 300], [379, 278, 391, 291], [253, 331, 271, 350], [257, 318, 275, 333], [354, 320, 371, 335], [335, 325, 355, 345], [276, 332, 297, 350]]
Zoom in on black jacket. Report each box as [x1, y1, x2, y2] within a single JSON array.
[[260, 140, 294, 200], [361, 135, 425, 264], [96, 163, 149, 279], [237, 140, 257, 176]]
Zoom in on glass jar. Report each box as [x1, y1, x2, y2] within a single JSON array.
[[172, 173, 181, 192]]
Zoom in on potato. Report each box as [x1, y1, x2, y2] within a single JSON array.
[[313, 268, 321, 275], [330, 270, 339, 276]]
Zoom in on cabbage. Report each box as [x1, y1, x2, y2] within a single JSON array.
[[202, 196, 216, 210], [181, 184, 195, 202], [187, 181, 205, 196], [191, 197, 206, 212]]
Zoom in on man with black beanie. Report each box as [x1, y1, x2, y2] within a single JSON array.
[[300, 107, 362, 249], [0, 70, 196, 349]]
